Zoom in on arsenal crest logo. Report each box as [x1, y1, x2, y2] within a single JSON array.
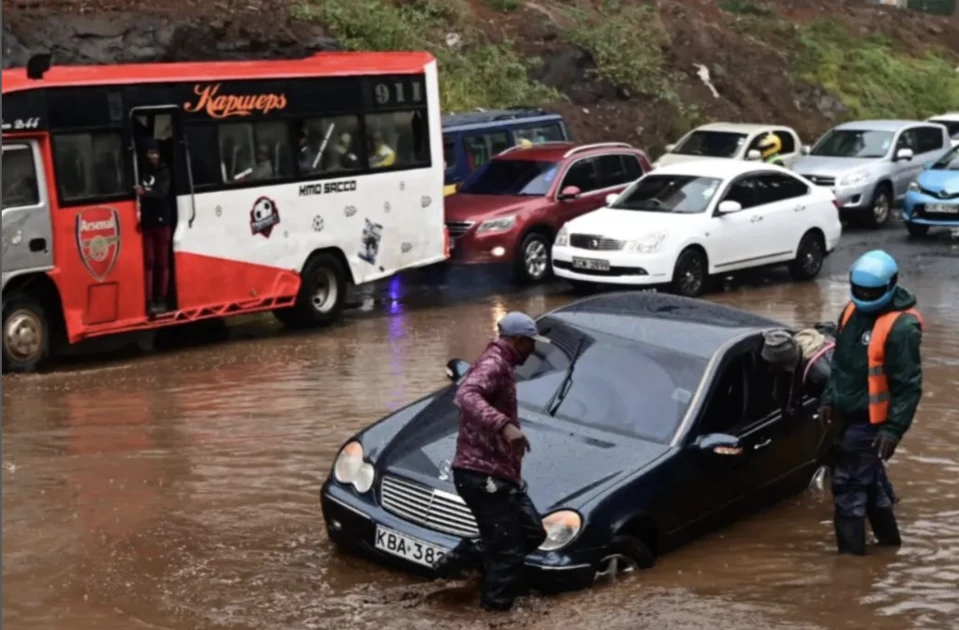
[[76, 206, 121, 282]]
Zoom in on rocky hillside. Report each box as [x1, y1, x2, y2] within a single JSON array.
[[3, 0, 958, 152]]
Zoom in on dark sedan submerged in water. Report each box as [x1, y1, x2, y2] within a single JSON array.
[[321, 292, 835, 591]]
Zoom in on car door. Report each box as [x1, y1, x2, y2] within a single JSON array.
[[915, 124, 949, 169], [752, 172, 813, 260], [707, 175, 776, 271], [892, 127, 922, 199], [554, 156, 604, 225]]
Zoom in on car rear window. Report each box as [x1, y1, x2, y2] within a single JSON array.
[[929, 119, 959, 138], [674, 131, 747, 158], [458, 159, 559, 196]]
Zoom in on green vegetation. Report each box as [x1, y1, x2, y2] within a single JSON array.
[[796, 19, 959, 119], [718, 0, 773, 17], [485, 0, 519, 12], [566, 0, 673, 102], [294, 0, 557, 112]]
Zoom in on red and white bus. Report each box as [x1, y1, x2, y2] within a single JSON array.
[[1, 52, 448, 372]]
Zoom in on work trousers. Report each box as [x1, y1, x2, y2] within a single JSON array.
[[142, 225, 172, 303], [453, 468, 546, 610], [831, 421, 894, 519]]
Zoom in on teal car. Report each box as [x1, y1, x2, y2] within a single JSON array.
[[902, 144, 959, 237]]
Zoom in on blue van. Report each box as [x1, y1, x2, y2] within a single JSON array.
[[442, 109, 571, 195]]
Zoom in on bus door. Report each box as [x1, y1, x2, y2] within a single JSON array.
[[128, 106, 196, 315]]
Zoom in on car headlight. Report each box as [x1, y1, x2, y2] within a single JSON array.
[[625, 231, 666, 253], [555, 225, 569, 247], [839, 171, 869, 187], [539, 510, 583, 551], [908, 181, 919, 192], [477, 216, 516, 233], [333, 441, 375, 493]]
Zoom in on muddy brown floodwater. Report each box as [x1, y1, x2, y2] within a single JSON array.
[[3, 260, 959, 630]]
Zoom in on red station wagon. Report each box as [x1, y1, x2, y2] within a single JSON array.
[[444, 142, 653, 283]]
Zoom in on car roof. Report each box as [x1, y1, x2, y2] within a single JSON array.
[[928, 113, 959, 122], [492, 142, 641, 162], [544, 292, 783, 359], [693, 122, 791, 134], [442, 108, 562, 130], [646, 158, 783, 179], [833, 119, 927, 132]]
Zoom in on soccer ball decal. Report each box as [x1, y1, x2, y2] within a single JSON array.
[[421, 195, 432, 208], [384, 201, 391, 213], [344, 205, 357, 218], [250, 196, 280, 237], [401, 242, 412, 253], [312, 215, 325, 232]]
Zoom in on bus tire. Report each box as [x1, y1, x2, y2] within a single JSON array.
[[2, 293, 51, 373], [278, 253, 347, 328]]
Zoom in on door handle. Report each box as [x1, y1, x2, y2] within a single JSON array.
[[750, 215, 763, 223], [753, 438, 772, 450], [28, 238, 46, 252]]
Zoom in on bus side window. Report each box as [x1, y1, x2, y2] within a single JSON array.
[[364, 110, 431, 169], [217, 122, 294, 183], [183, 124, 220, 188], [52, 131, 130, 204], [515, 123, 564, 144], [298, 115, 362, 175]]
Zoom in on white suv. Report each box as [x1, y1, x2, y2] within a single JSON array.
[[654, 123, 804, 169], [552, 159, 842, 297]]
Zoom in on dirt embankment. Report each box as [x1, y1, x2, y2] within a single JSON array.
[[3, 0, 959, 152]]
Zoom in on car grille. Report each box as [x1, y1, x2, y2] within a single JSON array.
[[569, 234, 625, 251], [920, 187, 959, 200], [445, 221, 474, 238], [380, 475, 479, 538], [802, 175, 836, 187]]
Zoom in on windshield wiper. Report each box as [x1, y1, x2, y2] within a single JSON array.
[[546, 336, 587, 417]]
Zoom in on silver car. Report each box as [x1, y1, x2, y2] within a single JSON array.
[[792, 120, 952, 228]]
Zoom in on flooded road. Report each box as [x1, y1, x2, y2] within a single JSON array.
[[4, 225, 959, 630]]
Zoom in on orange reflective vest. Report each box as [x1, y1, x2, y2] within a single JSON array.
[[838, 302, 924, 425]]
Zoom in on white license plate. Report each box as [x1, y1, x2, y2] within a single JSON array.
[[572, 257, 610, 271], [374, 525, 449, 568], [927, 204, 959, 214]]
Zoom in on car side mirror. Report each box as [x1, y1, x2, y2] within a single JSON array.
[[717, 200, 743, 214], [746, 149, 762, 161], [558, 185, 581, 201], [801, 145, 811, 155], [605, 192, 619, 206], [446, 358, 470, 382], [696, 433, 744, 456], [664, 143, 676, 153], [895, 148, 914, 162]]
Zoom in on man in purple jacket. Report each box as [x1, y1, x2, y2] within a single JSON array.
[[433, 311, 549, 611]]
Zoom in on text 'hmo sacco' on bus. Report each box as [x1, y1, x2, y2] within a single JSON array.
[[1, 52, 449, 373]]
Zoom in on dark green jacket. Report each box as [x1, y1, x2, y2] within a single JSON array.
[[821, 287, 923, 441]]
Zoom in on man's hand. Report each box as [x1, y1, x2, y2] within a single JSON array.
[[818, 404, 834, 427], [502, 423, 530, 456], [874, 432, 898, 461], [134, 185, 146, 196]]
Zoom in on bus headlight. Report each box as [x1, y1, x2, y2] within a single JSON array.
[[333, 441, 375, 493]]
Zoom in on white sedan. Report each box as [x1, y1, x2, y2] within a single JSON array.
[[551, 160, 843, 297]]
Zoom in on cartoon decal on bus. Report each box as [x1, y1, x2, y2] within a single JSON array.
[[1, 52, 448, 373]]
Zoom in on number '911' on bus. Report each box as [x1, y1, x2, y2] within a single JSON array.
[[1, 52, 449, 373]]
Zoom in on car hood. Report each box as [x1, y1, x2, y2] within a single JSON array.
[[792, 156, 878, 176], [566, 206, 700, 237], [656, 153, 740, 167], [444, 193, 537, 223], [917, 168, 959, 194], [374, 401, 668, 511]]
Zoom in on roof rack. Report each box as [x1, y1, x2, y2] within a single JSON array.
[[563, 142, 632, 158], [497, 141, 573, 156]]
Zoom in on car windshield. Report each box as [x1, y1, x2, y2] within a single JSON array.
[[811, 129, 893, 158], [931, 145, 959, 170], [458, 159, 559, 196], [610, 174, 722, 214], [513, 320, 707, 443], [673, 131, 747, 158]]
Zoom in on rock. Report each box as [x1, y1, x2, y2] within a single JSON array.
[[2, 25, 29, 68], [70, 16, 128, 39]]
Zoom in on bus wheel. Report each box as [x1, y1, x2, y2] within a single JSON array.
[[2, 294, 50, 373], [278, 253, 347, 328]]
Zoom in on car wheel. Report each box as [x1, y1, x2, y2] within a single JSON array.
[[788, 231, 825, 281], [274, 253, 347, 327], [906, 222, 929, 238], [513, 232, 552, 285], [669, 248, 708, 297], [2, 293, 51, 373], [593, 535, 654, 585], [866, 184, 892, 228]]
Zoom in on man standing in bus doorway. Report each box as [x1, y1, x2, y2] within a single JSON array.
[[433, 312, 548, 612], [134, 138, 174, 316], [820, 250, 923, 556]]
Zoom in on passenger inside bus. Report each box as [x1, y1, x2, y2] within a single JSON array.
[[298, 127, 318, 174], [333, 132, 360, 170], [369, 130, 396, 168], [251, 144, 274, 180]]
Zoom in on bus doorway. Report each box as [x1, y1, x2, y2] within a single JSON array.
[[130, 106, 194, 316]]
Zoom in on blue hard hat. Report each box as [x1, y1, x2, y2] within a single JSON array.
[[849, 249, 898, 312]]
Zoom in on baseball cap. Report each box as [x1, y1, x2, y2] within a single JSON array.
[[497, 311, 550, 344], [761, 329, 800, 370]]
